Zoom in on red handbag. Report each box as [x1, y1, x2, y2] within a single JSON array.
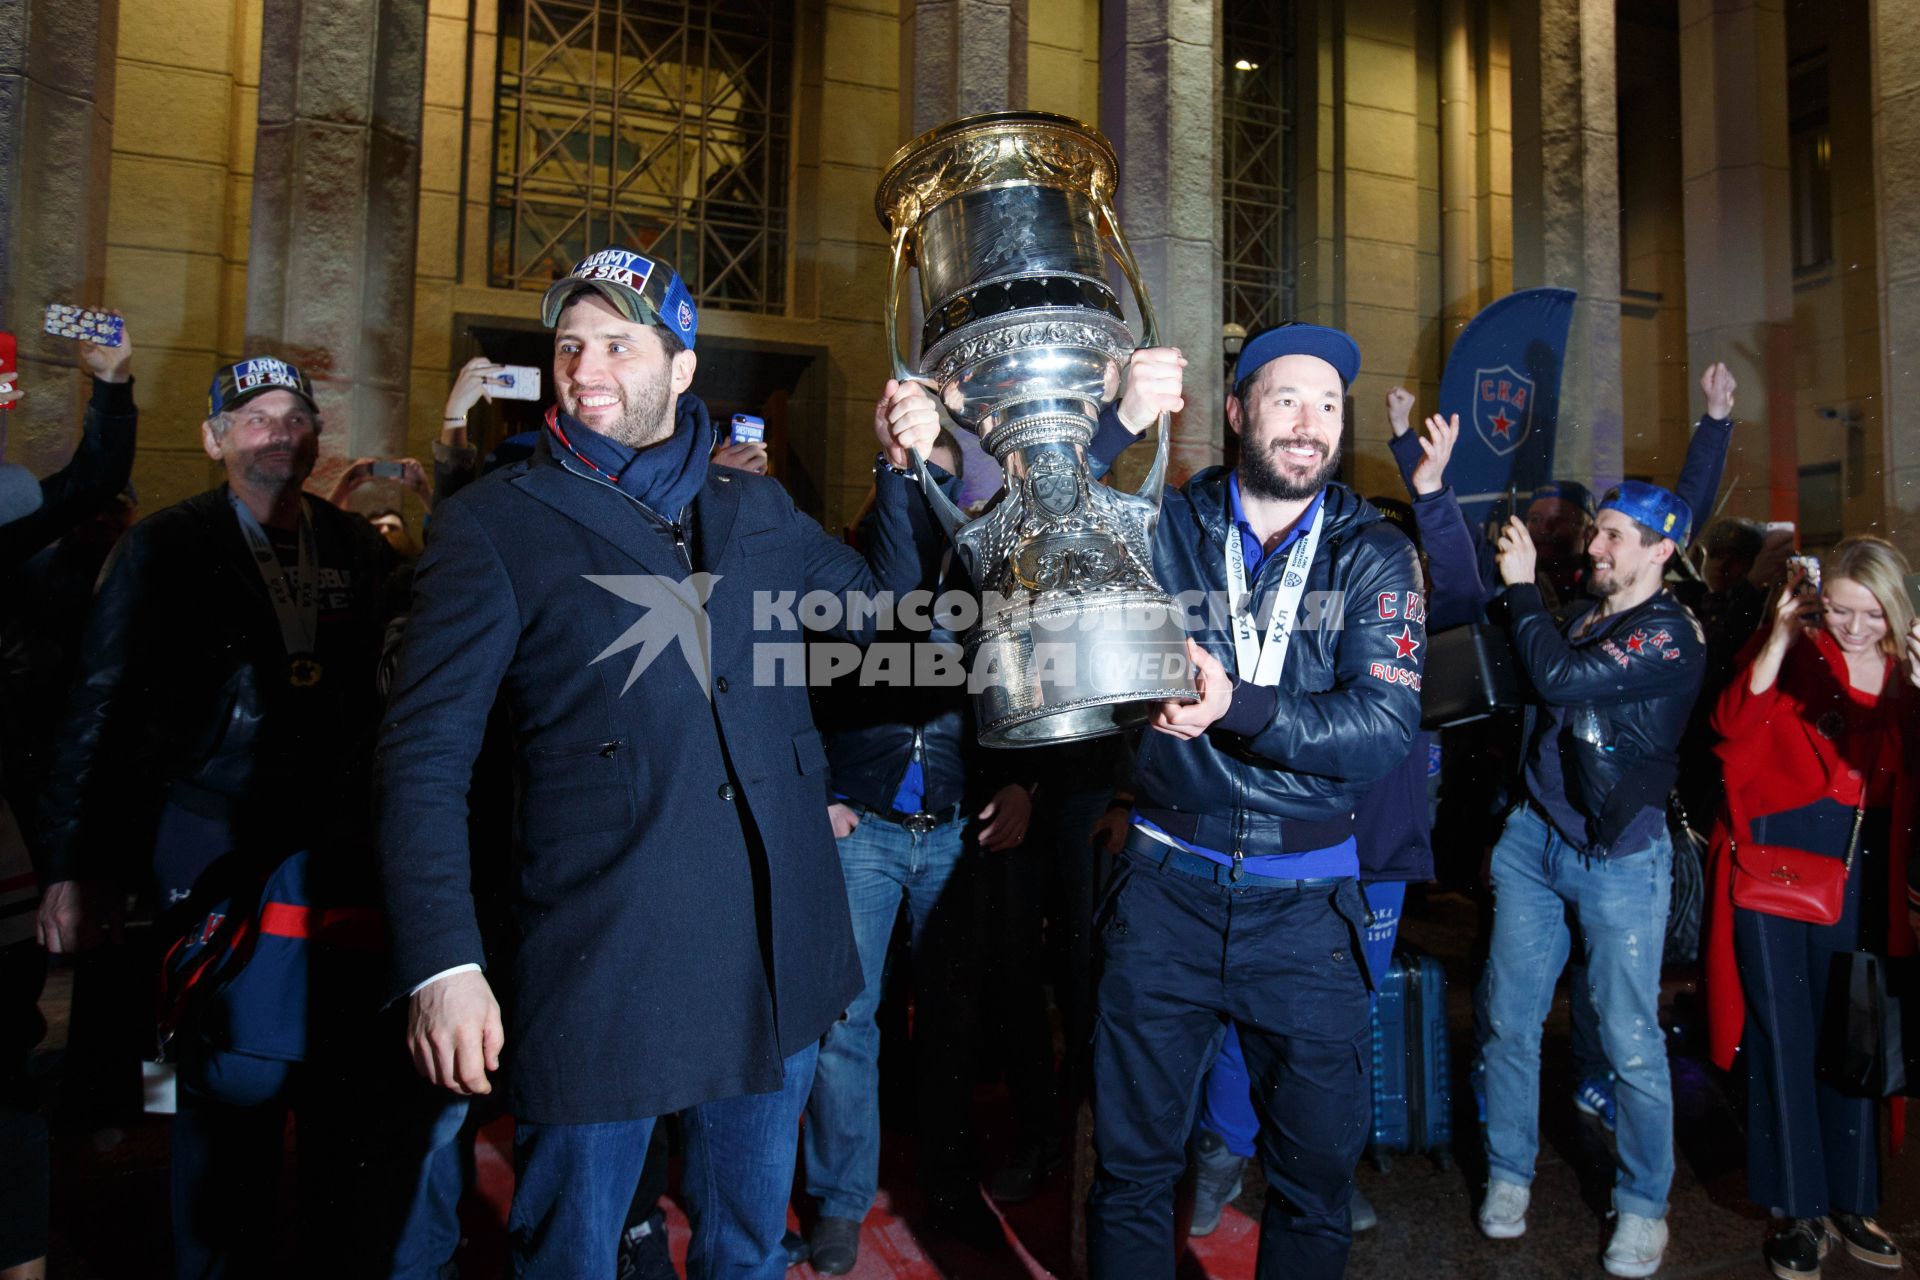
[[1729, 799, 1866, 926]]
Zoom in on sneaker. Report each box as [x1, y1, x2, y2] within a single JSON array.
[[1602, 1211, 1668, 1278], [988, 1139, 1065, 1204], [1477, 1179, 1530, 1240], [1188, 1129, 1247, 1237], [1574, 1075, 1618, 1134], [1825, 1213, 1902, 1270], [1350, 1187, 1378, 1233], [808, 1216, 861, 1276], [1764, 1219, 1828, 1279], [1470, 1058, 1487, 1127], [615, 1209, 677, 1280]]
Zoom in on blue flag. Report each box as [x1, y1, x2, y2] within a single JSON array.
[[1436, 287, 1576, 526]]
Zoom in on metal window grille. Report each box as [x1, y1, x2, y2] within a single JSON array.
[[1221, 1, 1295, 332], [491, 0, 794, 313]]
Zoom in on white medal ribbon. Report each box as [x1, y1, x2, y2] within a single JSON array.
[[1224, 499, 1325, 687], [229, 491, 319, 658]]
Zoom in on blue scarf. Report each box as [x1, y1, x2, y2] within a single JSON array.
[[547, 395, 712, 524]]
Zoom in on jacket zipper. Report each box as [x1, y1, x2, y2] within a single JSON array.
[[667, 519, 691, 571], [559, 453, 694, 571], [1227, 532, 1345, 881]]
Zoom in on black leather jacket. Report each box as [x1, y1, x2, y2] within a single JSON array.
[[38, 488, 396, 885], [1500, 583, 1706, 852], [1128, 471, 1426, 855]]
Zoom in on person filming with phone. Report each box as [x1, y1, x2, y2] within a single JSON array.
[[1702, 536, 1920, 1279]]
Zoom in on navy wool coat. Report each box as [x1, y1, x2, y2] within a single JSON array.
[[376, 440, 938, 1124]]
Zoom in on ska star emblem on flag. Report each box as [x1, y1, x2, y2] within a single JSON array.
[[1473, 364, 1535, 457]]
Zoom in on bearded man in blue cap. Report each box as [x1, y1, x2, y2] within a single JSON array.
[[1077, 326, 1425, 1279], [376, 247, 944, 1279], [1473, 482, 1706, 1277]]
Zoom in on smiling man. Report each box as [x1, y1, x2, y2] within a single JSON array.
[[35, 357, 424, 1276], [375, 247, 943, 1279], [1080, 324, 1425, 1279], [1474, 482, 1706, 1278]]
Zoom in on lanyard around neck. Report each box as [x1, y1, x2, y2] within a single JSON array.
[[229, 491, 318, 658], [1223, 500, 1325, 687]]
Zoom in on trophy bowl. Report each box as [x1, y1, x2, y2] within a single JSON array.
[[877, 112, 1197, 747]]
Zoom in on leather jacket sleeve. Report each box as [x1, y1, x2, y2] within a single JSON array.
[[1502, 582, 1704, 706], [1228, 530, 1426, 787], [1411, 486, 1495, 629], [36, 520, 169, 885]]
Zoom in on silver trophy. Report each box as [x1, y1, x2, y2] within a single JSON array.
[[877, 111, 1196, 746]]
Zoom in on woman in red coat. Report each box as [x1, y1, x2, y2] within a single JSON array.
[[1704, 536, 1920, 1279]]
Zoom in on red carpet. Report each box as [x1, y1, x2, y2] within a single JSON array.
[[457, 1114, 1258, 1279]]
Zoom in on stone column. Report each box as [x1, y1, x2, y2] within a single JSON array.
[[0, 0, 118, 474], [244, 0, 427, 476], [1678, 0, 1796, 523], [1099, 0, 1223, 486], [901, 0, 1029, 134], [1869, 0, 1920, 558], [1509, 0, 1623, 489], [1440, 0, 1481, 353]]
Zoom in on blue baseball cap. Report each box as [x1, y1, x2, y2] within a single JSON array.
[[1232, 322, 1362, 394], [1598, 480, 1691, 545], [1530, 479, 1595, 516], [208, 357, 317, 418], [541, 247, 700, 350]]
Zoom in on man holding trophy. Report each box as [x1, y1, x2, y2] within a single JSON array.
[[874, 110, 1423, 1279], [1083, 326, 1426, 1279]]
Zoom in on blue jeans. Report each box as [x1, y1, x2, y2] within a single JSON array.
[[804, 811, 976, 1220], [1199, 881, 1406, 1159], [1482, 803, 1673, 1219], [510, 1043, 817, 1279]]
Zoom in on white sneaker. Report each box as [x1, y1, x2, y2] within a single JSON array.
[[1478, 1179, 1530, 1239], [1603, 1212, 1669, 1277]]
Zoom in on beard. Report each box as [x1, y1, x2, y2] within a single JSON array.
[[576, 376, 675, 450], [1240, 434, 1340, 502], [241, 445, 311, 490], [1586, 561, 1639, 599]]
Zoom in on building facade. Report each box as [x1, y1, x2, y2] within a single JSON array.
[[2, 0, 1913, 554]]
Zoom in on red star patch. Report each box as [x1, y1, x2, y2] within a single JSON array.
[[1391, 625, 1420, 660], [1490, 410, 1513, 437], [1625, 630, 1646, 654]]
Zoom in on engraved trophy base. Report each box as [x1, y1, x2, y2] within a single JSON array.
[[958, 428, 1196, 747], [969, 585, 1194, 747]]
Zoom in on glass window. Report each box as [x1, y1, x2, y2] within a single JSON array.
[[1221, 0, 1295, 334], [1788, 56, 1832, 274], [491, 0, 794, 313]]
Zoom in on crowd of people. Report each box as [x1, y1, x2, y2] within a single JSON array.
[[0, 244, 1915, 1280]]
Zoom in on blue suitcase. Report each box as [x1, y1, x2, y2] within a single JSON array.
[[1368, 948, 1453, 1172]]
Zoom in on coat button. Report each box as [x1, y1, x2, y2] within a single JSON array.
[[718, 783, 737, 801], [715, 676, 729, 693]]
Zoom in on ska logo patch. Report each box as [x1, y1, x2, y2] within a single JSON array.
[[1473, 364, 1535, 457]]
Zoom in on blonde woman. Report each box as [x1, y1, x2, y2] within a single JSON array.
[[1705, 536, 1919, 1278]]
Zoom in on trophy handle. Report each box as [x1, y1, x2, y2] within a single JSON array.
[[1095, 198, 1173, 511], [885, 223, 971, 542]]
